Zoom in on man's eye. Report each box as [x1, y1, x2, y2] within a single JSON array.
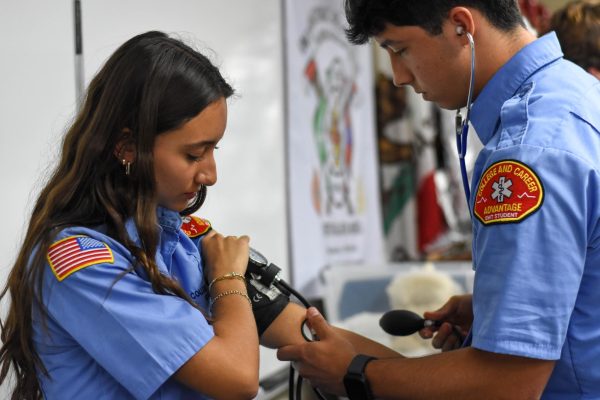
[[384, 44, 406, 55], [187, 154, 202, 162]]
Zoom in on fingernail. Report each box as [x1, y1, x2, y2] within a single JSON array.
[[307, 307, 320, 317]]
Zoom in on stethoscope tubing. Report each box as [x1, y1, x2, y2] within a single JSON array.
[[456, 31, 476, 206]]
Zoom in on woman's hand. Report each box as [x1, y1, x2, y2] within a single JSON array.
[[179, 229, 259, 399], [201, 230, 250, 282]]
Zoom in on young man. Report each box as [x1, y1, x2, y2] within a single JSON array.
[[278, 1, 600, 398]]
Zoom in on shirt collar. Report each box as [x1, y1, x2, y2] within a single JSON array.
[[470, 32, 563, 145], [156, 207, 183, 232], [125, 207, 183, 244]]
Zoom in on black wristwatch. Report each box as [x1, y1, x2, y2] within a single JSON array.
[[343, 354, 377, 400]]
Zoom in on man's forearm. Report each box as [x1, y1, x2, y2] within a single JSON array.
[[335, 326, 401, 359], [366, 347, 554, 400]]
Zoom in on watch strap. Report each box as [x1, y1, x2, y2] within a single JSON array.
[[344, 354, 377, 400]]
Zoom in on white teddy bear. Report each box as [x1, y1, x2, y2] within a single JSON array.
[[384, 263, 462, 356]]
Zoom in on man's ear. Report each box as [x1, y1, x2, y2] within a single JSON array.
[[448, 7, 475, 38], [114, 128, 136, 163]]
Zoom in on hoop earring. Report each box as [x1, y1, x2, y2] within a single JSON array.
[[122, 159, 131, 176]]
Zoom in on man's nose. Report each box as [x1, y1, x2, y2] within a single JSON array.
[[390, 57, 412, 87]]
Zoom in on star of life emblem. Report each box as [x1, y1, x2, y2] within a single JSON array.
[[473, 160, 544, 225], [491, 177, 512, 203]]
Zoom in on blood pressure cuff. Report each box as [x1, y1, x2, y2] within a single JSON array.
[[246, 278, 289, 336]]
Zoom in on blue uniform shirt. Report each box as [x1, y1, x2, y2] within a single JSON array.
[[33, 207, 214, 399], [469, 32, 600, 398]]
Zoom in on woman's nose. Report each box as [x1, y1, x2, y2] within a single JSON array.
[[196, 158, 217, 187]]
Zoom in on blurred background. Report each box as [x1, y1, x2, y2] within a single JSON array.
[[0, 0, 579, 398]]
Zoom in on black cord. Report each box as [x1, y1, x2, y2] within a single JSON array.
[[288, 364, 295, 400], [275, 280, 311, 308], [296, 375, 303, 400], [275, 280, 328, 400]]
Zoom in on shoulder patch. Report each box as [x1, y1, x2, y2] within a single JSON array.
[[47, 235, 114, 281], [473, 160, 544, 225], [181, 216, 212, 238]]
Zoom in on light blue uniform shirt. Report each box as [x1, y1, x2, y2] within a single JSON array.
[[469, 32, 600, 398], [33, 207, 214, 399]]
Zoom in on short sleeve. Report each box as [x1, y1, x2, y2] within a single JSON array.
[[471, 146, 591, 360], [42, 231, 214, 400]]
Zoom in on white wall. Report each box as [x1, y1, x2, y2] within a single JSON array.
[[0, 1, 77, 397], [0, 0, 289, 395], [0, 1, 76, 275], [80, 0, 288, 277]]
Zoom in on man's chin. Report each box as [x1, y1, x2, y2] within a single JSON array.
[[434, 99, 461, 110]]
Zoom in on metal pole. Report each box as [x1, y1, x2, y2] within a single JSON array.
[[74, 0, 84, 109]]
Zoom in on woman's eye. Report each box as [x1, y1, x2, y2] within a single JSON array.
[[186, 154, 202, 162], [186, 145, 218, 162]]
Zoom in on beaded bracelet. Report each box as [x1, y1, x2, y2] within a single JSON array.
[[209, 290, 252, 311], [208, 272, 246, 292]]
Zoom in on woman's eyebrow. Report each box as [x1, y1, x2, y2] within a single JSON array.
[[182, 140, 216, 150]]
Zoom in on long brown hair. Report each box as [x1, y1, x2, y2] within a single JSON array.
[[0, 31, 233, 399]]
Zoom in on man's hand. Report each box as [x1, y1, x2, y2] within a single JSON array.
[[277, 307, 357, 396], [419, 294, 473, 352]]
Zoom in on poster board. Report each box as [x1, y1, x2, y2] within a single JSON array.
[[283, 0, 384, 295]]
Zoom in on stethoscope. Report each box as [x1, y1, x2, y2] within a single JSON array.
[[455, 29, 476, 205], [455, 28, 476, 349]]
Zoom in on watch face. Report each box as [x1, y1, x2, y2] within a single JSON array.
[[248, 247, 268, 267]]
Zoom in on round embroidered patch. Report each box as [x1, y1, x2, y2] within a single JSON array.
[[473, 160, 544, 225], [181, 216, 212, 238]]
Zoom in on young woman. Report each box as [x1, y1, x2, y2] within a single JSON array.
[[0, 30, 259, 400], [0, 30, 401, 400]]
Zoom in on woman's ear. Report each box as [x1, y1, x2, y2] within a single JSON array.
[[113, 128, 136, 163]]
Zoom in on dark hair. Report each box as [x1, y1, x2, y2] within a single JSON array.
[[550, 0, 600, 72], [344, 0, 525, 44], [0, 30, 233, 399]]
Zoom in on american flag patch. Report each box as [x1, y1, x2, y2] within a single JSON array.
[[47, 236, 114, 281]]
